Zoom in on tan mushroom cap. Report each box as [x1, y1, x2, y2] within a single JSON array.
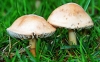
[[47, 3, 94, 29], [7, 14, 56, 39]]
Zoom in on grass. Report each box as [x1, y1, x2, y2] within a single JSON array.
[[0, 0, 100, 62]]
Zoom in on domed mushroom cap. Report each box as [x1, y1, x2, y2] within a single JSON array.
[[47, 3, 94, 29], [7, 14, 56, 39]]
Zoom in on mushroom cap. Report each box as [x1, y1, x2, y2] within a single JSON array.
[[7, 14, 56, 39], [47, 3, 94, 29]]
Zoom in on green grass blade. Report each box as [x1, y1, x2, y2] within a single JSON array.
[[16, 49, 23, 62], [23, 0, 27, 14], [84, 0, 91, 11], [25, 47, 36, 62], [11, 55, 17, 62], [79, 38, 86, 62]]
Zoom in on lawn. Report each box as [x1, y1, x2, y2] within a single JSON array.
[[0, 0, 100, 62]]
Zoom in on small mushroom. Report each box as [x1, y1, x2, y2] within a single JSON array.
[[7, 14, 56, 56], [47, 3, 94, 45]]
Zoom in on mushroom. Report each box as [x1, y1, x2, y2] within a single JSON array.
[[47, 3, 94, 45], [7, 14, 56, 56]]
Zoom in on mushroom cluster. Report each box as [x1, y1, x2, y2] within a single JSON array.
[[7, 3, 94, 57], [7, 14, 56, 56], [47, 3, 94, 45]]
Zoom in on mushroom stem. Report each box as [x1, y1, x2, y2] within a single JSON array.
[[68, 29, 77, 45], [29, 39, 36, 57]]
